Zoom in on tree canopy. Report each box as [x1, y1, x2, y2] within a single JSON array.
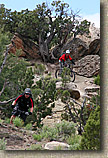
[[0, 1, 90, 62]]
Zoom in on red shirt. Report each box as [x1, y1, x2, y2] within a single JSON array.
[[59, 54, 72, 62]]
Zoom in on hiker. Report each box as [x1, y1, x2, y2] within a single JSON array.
[[59, 49, 75, 74], [10, 88, 34, 124]]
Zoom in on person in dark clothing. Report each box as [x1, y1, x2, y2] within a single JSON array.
[[10, 88, 34, 124]]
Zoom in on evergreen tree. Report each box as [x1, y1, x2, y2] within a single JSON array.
[[1, 1, 90, 62], [79, 105, 100, 150], [31, 76, 56, 127]]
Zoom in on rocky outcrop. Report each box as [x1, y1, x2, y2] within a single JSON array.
[[61, 24, 100, 61], [77, 24, 100, 46], [74, 55, 100, 77], [88, 39, 100, 55], [61, 38, 100, 61], [8, 33, 41, 60]]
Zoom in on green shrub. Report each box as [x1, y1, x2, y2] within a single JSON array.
[[13, 117, 24, 127], [27, 144, 42, 150], [0, 138, 7, 150], [25, 123, 32, 130], [4, 118, 10, 124], [94, 75, 100, 85], [33, 134, 43, 141], [69, 143, 80, 150], [32, 121, 76, 142], [67, 135, 81, 150], [34, 63, 46, 75], [79, 105, 100, 150], [41, 126, 58, 140], [55, 120, 76, 136]]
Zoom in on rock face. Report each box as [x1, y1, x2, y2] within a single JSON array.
[[44, 141, 70, 150], [74, 55, 100, 77], [8, 33, 41, 60], [62, 38, 100, 61], [88, 39, 100, 55], [61, 24, 100, 61]]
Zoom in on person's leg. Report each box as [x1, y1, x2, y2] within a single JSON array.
[[20, 113, 27, 123], [59, 62, 63, 75], [10, 106, 19, 124], [10, 115, 16, 124]]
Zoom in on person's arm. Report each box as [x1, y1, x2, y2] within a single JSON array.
[[12, 100, 16, 106], [69, 55, 72, 60], [30, 98, 34, 113], [69, 55, 75, 65], [11, 100, 16, 108], [11, 95, 23, 108]]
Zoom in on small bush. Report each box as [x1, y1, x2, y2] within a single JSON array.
[[4, 118, 10, 124], [94, 75, 100, 85], [32, 121, 76, 142], [0, 138, 7, 150], [41, 126, 58, 140], [33, 134, 43, 141], [25, 123, 32, 130], [35, 63, 46, 75], [67, 135, 81, 150], [55, 120, 76, 136], [13, 117, 24, 127], [27, 144, 42, 150]]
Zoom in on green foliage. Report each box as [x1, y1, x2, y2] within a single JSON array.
[[67, 135, 81, 150], [61, 90, 70, 103], [1, 2, 90, 62], [79, 105, 100, 150], [33, 134, 43, 141], [25, 123, 32, 130], [13, 117, 24, 127], [34, 63, 46, 75], [32, 121, 76, 142], [32, 77, 56, 127], [4, 118, 10, 124], [94, 74, 100, 85], [0, 138, 7, 150], [61, 67, 71, 87], [27, 144, 42, 150], [55, 120, 76, 136]]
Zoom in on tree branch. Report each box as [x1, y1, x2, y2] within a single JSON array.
[[0, 46, 9, 75], [0, 80, 9, 96], [0, 44, 14, 75], [0, 97, 16, 105]]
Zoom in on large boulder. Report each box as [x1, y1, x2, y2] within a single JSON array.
[[56, 82, 80, 99], [44, 141, 70, 150], [74, 55, 100, 77], [8, 33, 41, 60], [88, 39, 100, 55]]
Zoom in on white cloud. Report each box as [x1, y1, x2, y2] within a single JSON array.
[[83, 13, 100, 28]]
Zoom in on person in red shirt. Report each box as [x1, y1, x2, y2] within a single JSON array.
[[59, 50, 75, 74], [10, 88, 34, 124]]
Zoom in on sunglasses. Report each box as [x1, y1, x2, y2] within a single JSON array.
[[25, 93, 30, 95]]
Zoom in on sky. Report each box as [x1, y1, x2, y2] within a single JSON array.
[[0, 0, 100, 28]]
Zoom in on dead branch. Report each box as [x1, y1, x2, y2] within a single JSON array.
[[0, 80, 9, 96], [0, 97, 16, 105]]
